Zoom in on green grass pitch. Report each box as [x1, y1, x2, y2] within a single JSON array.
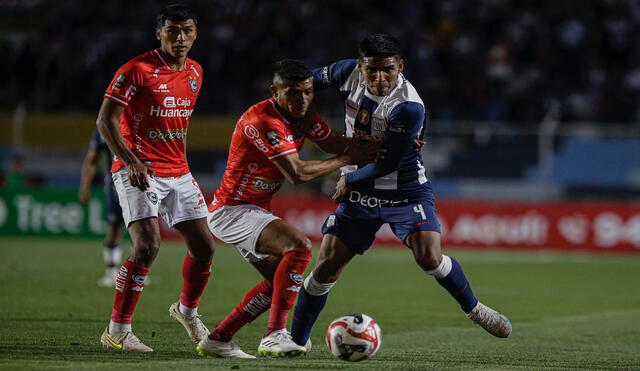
[[1, 237, 639, 370]]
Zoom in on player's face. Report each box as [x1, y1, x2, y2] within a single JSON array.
[[271, 77, 314, 118], [156, 19, 197, 60], [358, 56, 404, 96]]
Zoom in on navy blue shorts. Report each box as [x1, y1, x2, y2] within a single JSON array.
[[105, 183, 124, 225], [321, 197, 441, 254]]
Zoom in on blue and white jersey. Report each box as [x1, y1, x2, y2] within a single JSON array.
[[313, 59, 433, 205]]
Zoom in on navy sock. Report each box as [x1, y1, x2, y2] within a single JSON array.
[[291, 286, 329, 346], [435, 257, 478, 313]]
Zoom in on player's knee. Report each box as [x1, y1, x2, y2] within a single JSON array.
[[130, 243, 160, 267], [412, 244, 442, 271], [284, 235, 312, 253], [194, 234, 216, 262]]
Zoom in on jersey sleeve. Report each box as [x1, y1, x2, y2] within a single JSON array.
[[104, 61, 145, 107], [313, 59, 358, 91], [305, 114, 333, 142], [242, 117, 298, 161], [345, 102, 426, 185]]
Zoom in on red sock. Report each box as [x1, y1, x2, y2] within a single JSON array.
[[110, 260, 149, 324], [180, 253, 212, 309], [266, 248, 312, 335], [209, 280, 273, 342]]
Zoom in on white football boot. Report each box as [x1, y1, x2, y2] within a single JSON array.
[[169, 301, 209, 343], [258, 329, 306, 357], [196, 337, 256, 359], [466, 302, 512, 338], [100, 328, 153, 352]]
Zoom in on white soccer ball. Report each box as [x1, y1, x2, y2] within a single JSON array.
[[325, 313, 381, 362]]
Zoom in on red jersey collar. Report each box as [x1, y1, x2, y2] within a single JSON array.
[[153, 48, 187, 71]]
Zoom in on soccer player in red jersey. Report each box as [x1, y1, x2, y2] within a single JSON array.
[[195, 59, 383, 358], [96, 5, 215, 352]]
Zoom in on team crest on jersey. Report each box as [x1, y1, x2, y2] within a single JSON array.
[[357, 109, 370, 125], [265, 130, 282, 147], [112, 74, 126, 91], [189, 77, 198, 92], [146, 192, 158, 205]]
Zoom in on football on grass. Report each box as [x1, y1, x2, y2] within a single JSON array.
[[325, 313, 381, 362]]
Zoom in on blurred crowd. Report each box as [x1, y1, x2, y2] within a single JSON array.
[[3, 0, 640, 124]]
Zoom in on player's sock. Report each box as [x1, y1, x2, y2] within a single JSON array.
[[266, 248, 311, 335], [104, 243, 122, 277], [110, 260, 149, 327], [209, 280, 273, 342], [179, 253, 212, 316], [291, 273, 334, 346], [426, 255, 478, 313]]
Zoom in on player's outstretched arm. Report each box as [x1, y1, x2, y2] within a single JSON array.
[[96, 98, 152, 191], [272, 141, 383, 185], [312, 132, 352, 154]]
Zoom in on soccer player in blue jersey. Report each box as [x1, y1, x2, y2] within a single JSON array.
[[291, 34, 512, 348], [79, 130, 125, 287]]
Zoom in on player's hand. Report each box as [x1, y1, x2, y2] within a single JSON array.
[[332, 176, 351, 203], [343, 138, 386, 165], [78, 188, 90, 203], [412, 139, 426, 152], [127, 161, 154, 192]]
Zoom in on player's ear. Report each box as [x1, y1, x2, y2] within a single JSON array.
[[270, 85, 278, 98], [156, 29, 161, 41], [397, 58, 404, 73]]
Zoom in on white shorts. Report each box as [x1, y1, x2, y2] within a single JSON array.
[[112, 169, 208, 228], [207, 204, 280, 263]]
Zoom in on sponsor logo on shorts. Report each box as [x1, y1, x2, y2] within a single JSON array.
[[347, 190, 409, 208], [252, 178, 282, 192], [146, 192, 158, 205], [132, 274, 146, 285], [289, 273, 303, 284]]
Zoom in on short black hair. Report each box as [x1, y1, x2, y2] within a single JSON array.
[[358, 34, 401, 59], [156, 4, 197, 29], [273, 59, 312, 82]]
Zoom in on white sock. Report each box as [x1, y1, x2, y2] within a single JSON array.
[[179, 303, 198, 317], [425, 255, 453, 278], [103, 246, 122, 266], [106, 267, 119, 279], [303, 273, 335, 296], [108, 321, 131, 334]]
